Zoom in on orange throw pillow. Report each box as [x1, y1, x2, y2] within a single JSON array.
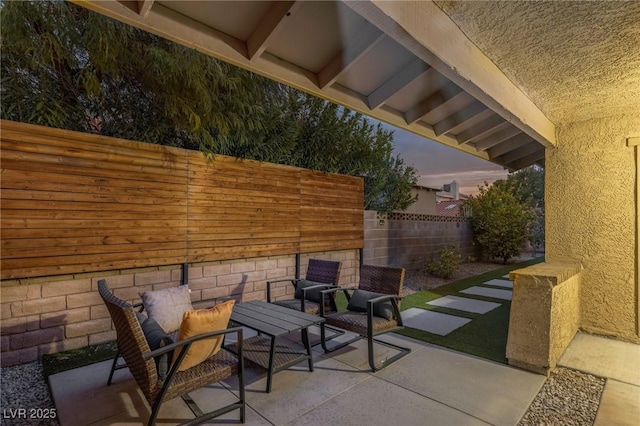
[[173, 300, 235, 371]]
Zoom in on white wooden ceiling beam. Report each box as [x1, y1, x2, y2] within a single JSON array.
[[501, 141, 543, 164], [318, 25, 386, 89], [367, 58, 430, 109], [507, 150, 546, 170], [247, 1, 301, 61], [345, 0, 557, 147], [433, 100, 486, 136], [456, 114, 506, 145], [474, 126, 523, 151], [404, 81, 463, 124], [489, 133, 533, 158]]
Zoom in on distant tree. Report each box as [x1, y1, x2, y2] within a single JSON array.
[[506, 166, 545, 209], [465, 181, 534, 264], [506, 166, 545, 253], [1, 0, 417, 213]]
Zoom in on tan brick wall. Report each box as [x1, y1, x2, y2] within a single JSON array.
[[0, 249, 358, 367]]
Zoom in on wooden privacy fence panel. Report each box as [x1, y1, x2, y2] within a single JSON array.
[[0, 120, 363, 280]]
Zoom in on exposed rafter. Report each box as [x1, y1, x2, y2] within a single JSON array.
[[474, 126, 522, 151], [346, 1, 556, 148], [117, 0, 154, 17], [456, 114, 506, 145], [247, 1, 301, 61], [433, 100, 486, 136], [501, 141, 544, 164], [367, 58, 430, 109], [507, 150, 546, 170], [318, 26, 386, 89], [404, 81, 463, 124], [489, 133, 533, 159]]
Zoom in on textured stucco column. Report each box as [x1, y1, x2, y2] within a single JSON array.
[[507, 262, 582, 375], [546, 114, 640, 342]]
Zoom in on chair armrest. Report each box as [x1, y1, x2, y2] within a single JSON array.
[[366, 295, 403, 323], [143, 326, 244, 360], [319, 287, 357, 316], [266, 278, 299, 302]]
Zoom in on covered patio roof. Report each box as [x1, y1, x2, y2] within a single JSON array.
[[70, 1, 639, 172]]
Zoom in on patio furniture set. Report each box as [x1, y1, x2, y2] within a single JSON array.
[[98, 259, 410, 425]]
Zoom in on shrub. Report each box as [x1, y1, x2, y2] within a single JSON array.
[[465, 181, 534, 264], [424, 245, 461, 279]]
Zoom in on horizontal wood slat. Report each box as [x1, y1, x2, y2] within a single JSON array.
[[1, 120, 364, 279]]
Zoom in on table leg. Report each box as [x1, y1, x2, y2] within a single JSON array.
[[267, 337, 276, 393], [302, 328, 314, 372]]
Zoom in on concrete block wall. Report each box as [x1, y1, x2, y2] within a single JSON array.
[[0, 250, 358, 367], [364, 210, 475, 270]]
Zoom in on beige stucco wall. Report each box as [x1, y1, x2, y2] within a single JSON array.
[[507, 262, 581, 375], [546, 113, 640, 342], [404, 188, 437, 215]]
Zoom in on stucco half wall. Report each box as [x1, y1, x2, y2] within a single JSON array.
[[546, 113, 640, 342]]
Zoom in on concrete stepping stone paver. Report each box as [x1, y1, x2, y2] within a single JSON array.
[[483, 278, 513, 289], [461, 286, 512, 300], [427, 295, 501, 314], [501, 274, 509, 279], [402, 307, 471, 336]]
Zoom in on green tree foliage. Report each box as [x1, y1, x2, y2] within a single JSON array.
[[465, 181, 534, 264], [1, 0, 416, 213], [506, 166, 545, 252]]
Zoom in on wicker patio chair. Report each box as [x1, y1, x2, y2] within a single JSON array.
[[319, 265, 411, 371], [98, 280, 245, 426], [266, 259, 342, 315]]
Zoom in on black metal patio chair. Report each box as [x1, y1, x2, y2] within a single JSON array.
[[319, 265, 411, 371]]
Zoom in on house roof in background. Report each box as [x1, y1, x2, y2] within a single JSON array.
[[436, 200, 464, 217]]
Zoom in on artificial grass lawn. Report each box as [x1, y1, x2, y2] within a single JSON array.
[[42, 341, 117, 378], [396, 256, 544, 364]]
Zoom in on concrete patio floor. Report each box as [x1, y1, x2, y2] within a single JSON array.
[[49, 330, 639, 426]]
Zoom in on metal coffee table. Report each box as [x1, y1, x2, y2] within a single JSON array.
[[224, 300, 325, 393]]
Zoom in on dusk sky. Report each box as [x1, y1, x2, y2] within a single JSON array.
[[381, 122, 509, 195]]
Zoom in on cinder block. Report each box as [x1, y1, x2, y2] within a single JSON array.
[[0, 284, 41, 303], [201, 286, 230, 301], [1, 347, 38, 367], [203, 264, 231, 277], [11, 296, 66, 316], [41, 308, 91, 328], [89, 331, 116, 347], [90, 305, 109, 320], [15, 327, 65, 349], [134, 269, 171, 286], [241, 291, 265, 302], [26, 315, 41, 331], [255, 260, 278, 270], [216, 273, 246, 287], [267, 268, 289, 280], [113, 285, 152, 303], [42, 279, 91, 297], [1, 303, 11, 320], [65, 318, 112, 338], [92, 274, 133, 290], [187, 266, 204, 280], [230, 283, 254, 296], [39, 336, 87, 355], [231, 262, 256, 273], [1, 335, 10, 352], [186, 277, 216, 291], [278, 258, 295, 268], [66, 291, 103, 309], [242, 270, 267, 283], [1, 317, 27, 335]]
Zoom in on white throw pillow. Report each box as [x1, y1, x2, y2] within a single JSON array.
[[140, 285, 193, 333]]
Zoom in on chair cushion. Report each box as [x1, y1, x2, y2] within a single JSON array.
[[273, 298, 322, 314], [346, 289, 394, 320], [294, 280, 329, 303], [140, 285, 193, 333], [173, 300, 235, 371], [140, 316, 174, 380]]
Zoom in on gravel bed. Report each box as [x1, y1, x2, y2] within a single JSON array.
[[519, 367, 605, 425], [0, 361, 59, 426]]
